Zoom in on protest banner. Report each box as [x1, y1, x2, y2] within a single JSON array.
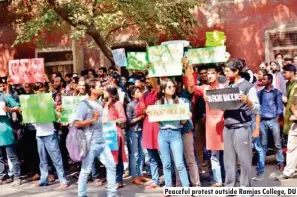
[[112, 48, 127, 67], [9, 58, 45, 84], [19, 93, 56, 123], [60, 96, 87, 123], [147, 43, 184, 77], [147, 103, 190, 122], [127, 52, 148, 70], [206, 87, 241, 110], [205, 31, 226, 47], [161, 40, 190, 47], [102, 122, 118, 151], [187, 46, 227, 64]]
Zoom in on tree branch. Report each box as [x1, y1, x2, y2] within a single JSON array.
[[47, 0, 114, 64], [105, 21, 138, 41]]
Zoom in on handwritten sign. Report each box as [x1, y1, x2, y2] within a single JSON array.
[[127, 52, 148, 70], [206, 88, 241, 110], [147, 103, 190, 122], [147, 43, 184, 77], [112, 48, 127, 67], [206, 31, 226, 46], [61, 96, 87, 123], [9, 58, 45, 84], [187, 46, 227, 64], [19, 93, 56, 123], [102, 122, 118, 151]]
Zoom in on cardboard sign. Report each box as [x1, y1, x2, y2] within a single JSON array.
[[112, 48, 127, 67], [102, 122, 118, 151], [147, 43, 184, 77], [60, 96, 87, 123], [205, 31, 226, 47], [127, 52, 148, 70], [9, 58, 45, 84], [147, 103, 190, 122], [19, 93, 56, 123], [206, 88, 241, 110], [187, 46, 227, 64]]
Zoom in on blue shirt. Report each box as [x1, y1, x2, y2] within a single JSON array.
[[258, 88, 283, 119]]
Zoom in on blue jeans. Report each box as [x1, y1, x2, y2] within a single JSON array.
[[78, 143, 117, 197], [253, 137, 265, 174], [127, 131, 144, 178], [37, 134, 67, 185], [116, 140, 124, 184], [158, 129, 189, 187], [0, 144, 20, 180], [147, 149, 160, 185], [260, 119, 284, 165], [211, 150, 224, 184]]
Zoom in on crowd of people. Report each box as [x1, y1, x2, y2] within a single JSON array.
[[0, 53, 297, 197]]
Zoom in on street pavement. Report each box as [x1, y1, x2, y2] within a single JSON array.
[[1, 165, 296, 197]]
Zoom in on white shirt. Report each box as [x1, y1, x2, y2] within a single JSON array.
[[34, 123, 55, 137]]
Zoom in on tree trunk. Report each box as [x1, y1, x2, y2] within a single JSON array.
[[87, 28, 115, 65]]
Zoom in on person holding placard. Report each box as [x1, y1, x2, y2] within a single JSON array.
[[185, 63, 226, 187], [102, 85, 127, 189], [75, 80, 117, 197], [148, 78, 190, 189], [223, 58, 260, 187], [32, 83, 68, 188]]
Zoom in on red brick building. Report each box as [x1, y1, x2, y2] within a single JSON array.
[[1, 0, 297, 76]]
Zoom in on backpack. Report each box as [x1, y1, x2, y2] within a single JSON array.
[[66, 100, 95, 162]]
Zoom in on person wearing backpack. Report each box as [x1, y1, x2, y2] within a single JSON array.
[[253, 74, 284, 181], [75, 80, 117, 197]]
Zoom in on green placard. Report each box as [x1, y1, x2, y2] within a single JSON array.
[[147, 103, 190, 122], [127, 52, 148, 70], [60, 96, 87, 123], [206, 31, 225, 37], [187, 46, 227, 64], [147, 43, 184, 77], [20, 93, 56, 123]]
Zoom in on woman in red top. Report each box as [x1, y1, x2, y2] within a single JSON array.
[[103, 85, 127, 188]]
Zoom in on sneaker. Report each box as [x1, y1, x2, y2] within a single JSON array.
[[274, 174, 293, 181], [252, 173, 264, 181], [11, 178, 22, 187]]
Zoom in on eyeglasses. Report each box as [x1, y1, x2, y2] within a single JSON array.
[[167, 85, 176, 90]]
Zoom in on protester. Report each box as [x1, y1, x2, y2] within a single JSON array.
[[270, 61, 286, 96], [254, 73, 284, 181], [75, 80, 117, 197]]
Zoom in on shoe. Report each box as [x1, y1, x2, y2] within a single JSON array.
[[279, 164, 285, 172], [211, 183, 223, 187], [94, 179, 104, 186], [145, 182, 159, 190], [58, 184, 68, 189], [138, 176, 150, 183], [31, 174, 40, 181], [252, 173, 264, 181], [34, 182, 49, 187], [11, 178, 22, 187], [274, 174, 293, 181], [4, 177, 13, 184], [48, 175, 55, 182], [132, 177, 143, 185], [116, 183, 123, 189]]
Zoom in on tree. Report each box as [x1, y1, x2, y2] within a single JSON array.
[[9, 0, 200, 64]]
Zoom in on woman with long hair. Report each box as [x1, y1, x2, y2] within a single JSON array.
[[102, 85, 127, 188], [151, 78, 190, 189]]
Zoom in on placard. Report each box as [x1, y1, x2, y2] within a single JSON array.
[[187, 46, 227, 64], [112, 48, 127, 67], [60, 96, 87, 123], [127, 52, 147, 70], [206, 87, 241, 110], [147, 103, 190, 122], [9, 58, 45, 84], [19, 93, 56, 123], [147, 43, 184, 77], [102, 122, 118, 151]]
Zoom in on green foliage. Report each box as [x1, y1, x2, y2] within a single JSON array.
[[10, 0, 200, 48]]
